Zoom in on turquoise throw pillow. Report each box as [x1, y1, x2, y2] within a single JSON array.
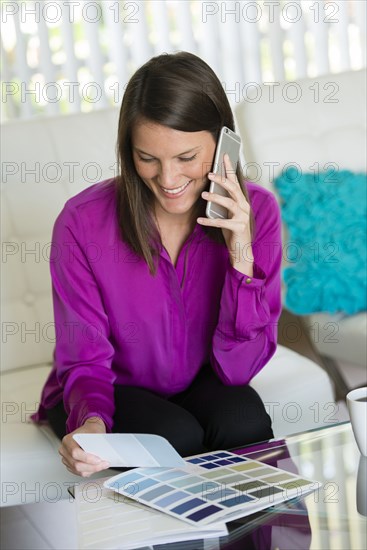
[[274, 168, 367, 315]]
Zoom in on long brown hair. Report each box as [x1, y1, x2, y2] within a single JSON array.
[[115, 51, 253, 276]]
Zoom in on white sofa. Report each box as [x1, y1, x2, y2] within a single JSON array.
[[1, 105, 336, 507], [235, 69, 367, 377]]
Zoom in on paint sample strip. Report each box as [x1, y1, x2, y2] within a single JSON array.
[[234, 480, 267, 493], [201, 469, 234, 480], [205, 488, 237, 501], [153, 469, 189, 482], [230, 462, 261, 472], [170, 476, 204, 488], [279, 479, 316, 490], [261, 472, 297, 484], [138, 484, 175, 501], [220, 494, 254, 507], [187, 505, 223, 522], [214, 474, 249, 485], [248, 486, 284, 500]]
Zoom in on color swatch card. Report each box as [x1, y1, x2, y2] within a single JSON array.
[[104, 450, 320, 527], [73, 433, 186, 468]]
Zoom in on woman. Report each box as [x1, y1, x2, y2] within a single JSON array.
[[32, 52, 282, 477]]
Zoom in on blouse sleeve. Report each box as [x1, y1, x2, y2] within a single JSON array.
[[50, 203, 116, 433], [210, 189, 282, 385]]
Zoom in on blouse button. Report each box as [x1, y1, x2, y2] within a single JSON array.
[[245, 277, 252, 284]]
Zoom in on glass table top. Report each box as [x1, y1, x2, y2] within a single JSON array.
[[154, 422, 367, 550]]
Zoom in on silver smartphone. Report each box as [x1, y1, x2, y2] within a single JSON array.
[[205, 126, 241, 219]]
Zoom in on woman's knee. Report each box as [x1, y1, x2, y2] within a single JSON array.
[[161, 412, 206, 457], [203, 386, 273, 449]]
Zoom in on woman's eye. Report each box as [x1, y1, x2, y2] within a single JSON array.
[[179, 155, 197, 162], [139, 157, 155, 163], [138, 154, 197, 163]]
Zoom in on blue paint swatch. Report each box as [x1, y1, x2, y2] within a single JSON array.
[[187, 504, 222, 522], [214, 452, 232, 458], [170, 476, 203, 489], [229, 456, 246, 463], [185, 486, 221, 498], [215, 459, 233, 466], [200, 454, 218, 462], [141, 484, 174, 501], [205, 488, 237, 501], [187, 458, 205, 464], [134, 478, 158, 493], [171, 498, 206, 515], [201, 462, 219, 470], [153, 469, 188, 482], [138, 467, 166, 476], [108, 471, 144, 487], [221, 494, 254, 507], [185, 483, 208, 495], [155, 491, 188, 508]]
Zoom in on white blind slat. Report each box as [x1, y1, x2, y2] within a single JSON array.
[[196, 6, 220, 76], [218, 10, 245, 97], [59, 0, 81, 113], [354, 0, 366, 66], [101, 1, 128, 95], [1, 40, 17, 120], [82, 0, 107, 108], [149, 1, 172, 55], [175, 1, 196, 53], [38, 13, 59, 115], [13, 11, 33, 119], [309, 4, 330, 75], [129, 1, 152, 70], [333, 0, 351, 71], [285, 0, 308, 79], [267, 2, 285, 81], [239, 2, 261, 84]]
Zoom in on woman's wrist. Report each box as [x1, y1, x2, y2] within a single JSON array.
[[229, 240, 254, 276], [230, 259, 254, 277]]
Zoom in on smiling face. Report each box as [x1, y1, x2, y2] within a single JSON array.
[[131, 119, 216, 229]]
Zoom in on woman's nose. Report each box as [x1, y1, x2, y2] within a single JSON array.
[[159, 163, 179, 188]]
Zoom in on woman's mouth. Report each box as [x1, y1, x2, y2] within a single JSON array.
[[160, 180, 192, 197]]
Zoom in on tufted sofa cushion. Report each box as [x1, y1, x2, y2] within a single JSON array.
[[1, 108, 120, 372]]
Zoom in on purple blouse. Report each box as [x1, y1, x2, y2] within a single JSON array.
[[32, 178, 282, 433]]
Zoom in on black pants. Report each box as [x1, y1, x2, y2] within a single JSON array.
[[46, 364, 273, 456]]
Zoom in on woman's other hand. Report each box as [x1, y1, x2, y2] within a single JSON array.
[[59, 416, 110, 477], [197, 153, 254, 276]]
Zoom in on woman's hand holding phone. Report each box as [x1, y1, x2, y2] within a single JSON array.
[[59, 416, 110, 477], [197, 153, 254, 276]]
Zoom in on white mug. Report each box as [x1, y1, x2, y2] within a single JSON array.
[[347, 387, 367, 457]]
